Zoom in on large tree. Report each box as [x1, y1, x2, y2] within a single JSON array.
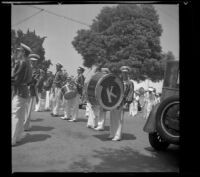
[[72, 4, 174, 82], [11, 29, 52, 71]]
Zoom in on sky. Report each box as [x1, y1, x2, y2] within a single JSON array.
[[11, 3, 179, 92]]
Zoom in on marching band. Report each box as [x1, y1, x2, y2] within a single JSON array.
[[11, 44, 161, 145]]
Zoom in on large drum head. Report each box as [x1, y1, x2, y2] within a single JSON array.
[[87, 73, 124, 110]]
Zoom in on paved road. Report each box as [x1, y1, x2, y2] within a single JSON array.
[[12, 110, 179, 172]]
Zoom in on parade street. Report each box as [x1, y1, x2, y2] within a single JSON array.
[[12, 110, 179, 172]]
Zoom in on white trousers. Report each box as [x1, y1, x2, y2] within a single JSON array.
[[52, 87, 62, 115], [49, 90, 54, 110], [12, 95, 28, 143], [45, 90, 51, 110], [85, 102, 90, 117], [35, 93, 45, 112], [129, 100, 138, 117], [96, 107, 106, 129], [86, 103, 98, 128], [110, 107, 124, 139], [63, 94, 80, 120], [24, 96, 35, 130]]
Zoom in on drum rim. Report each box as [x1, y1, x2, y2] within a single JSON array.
[[61, 84, 77, 99], [95, 73, 124, 110]]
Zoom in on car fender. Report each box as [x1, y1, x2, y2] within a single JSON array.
[[143, 103, 160, 133]]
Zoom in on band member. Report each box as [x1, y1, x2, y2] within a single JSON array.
[[12, 43, 32, 146], [75, 67, 85, 97], [67, 67, 85, 122], [94, 68, 110, 131], [35, 69, 46, 112], [109, 66, 134, 141], [51, 63, 63, 117], [24, 53, 40, 131], [49, 74, 55, 111], [44, 71, 54, 111], [82, 77, 98, 128], [12, 47, 17, 99], [60, 77, 78, 120]]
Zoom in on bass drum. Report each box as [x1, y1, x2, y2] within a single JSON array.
[[86, 72, 124, 111]]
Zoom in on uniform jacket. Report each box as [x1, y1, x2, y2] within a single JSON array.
[[36, 73, 46, 93], [12, 59, 32, 98], [28, 68, 40, 97], [123, 80, 134, 104], [43, 76, 54, 91], [75, 74, 85, 95], [52, 70, 63, 88]]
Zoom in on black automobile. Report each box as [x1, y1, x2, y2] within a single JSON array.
[[143, 60, 179, 150]]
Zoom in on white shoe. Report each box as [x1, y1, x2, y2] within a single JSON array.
[[112, 137, 121, 141], [60, 116, 67, 120], [107, 135, 113, 139], [68, 119, 76, 122], [86, 125, 93, 128], [94, 127, 104, 131]]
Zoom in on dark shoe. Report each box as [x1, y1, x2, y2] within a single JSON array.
[[24, 127, 31, 131], [86, 125, 93, 129], [51, 113, 59, 117], [107, 135, 113, 139]]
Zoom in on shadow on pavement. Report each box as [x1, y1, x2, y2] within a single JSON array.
[[145, 145, 179, 166], [14, 133, 51, 146], [69, 146, 179, 172], [103, 126, 110, 131], [30, 125, 54, 132], [30, 118, 43, 122], [76, 118, 88, 122], [93, 133, 136, 142]]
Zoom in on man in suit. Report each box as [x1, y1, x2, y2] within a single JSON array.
[[12, 43, 32, 146]]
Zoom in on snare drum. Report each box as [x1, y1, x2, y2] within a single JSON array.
[[87, 72, 124, 110], [61, 84, 77, 100]]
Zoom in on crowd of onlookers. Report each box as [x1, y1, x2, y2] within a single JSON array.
[[129, 87, 161, 119]]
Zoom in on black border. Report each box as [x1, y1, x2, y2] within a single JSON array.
[[2, 0, 198, 176]]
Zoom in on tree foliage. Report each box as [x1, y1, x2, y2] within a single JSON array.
[[72, 4, 175, 82], [11, 29, 52, 71]]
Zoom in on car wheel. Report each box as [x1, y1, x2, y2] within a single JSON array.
[[156, 95, 179, 144], [149, 132, 170, 150]]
